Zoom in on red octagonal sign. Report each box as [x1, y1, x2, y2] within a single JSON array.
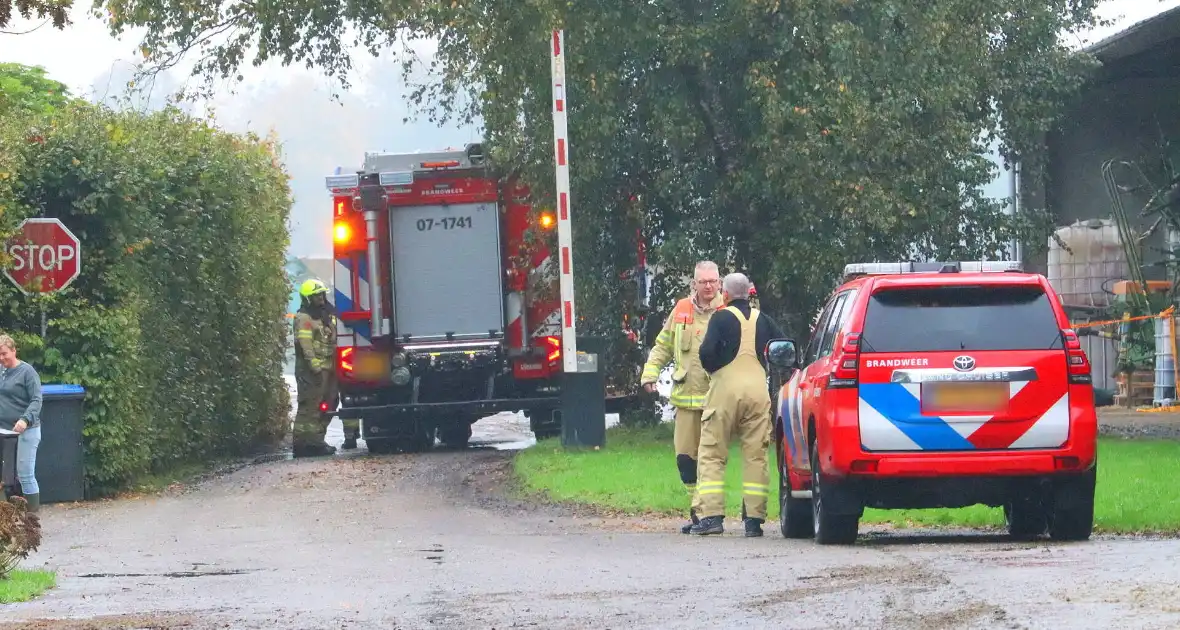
[[4, 218, 82, 295]]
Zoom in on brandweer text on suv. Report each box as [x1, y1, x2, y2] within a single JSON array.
[[764, 261, 1098, 545]]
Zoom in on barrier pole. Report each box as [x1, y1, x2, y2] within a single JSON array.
[[551, 29, 579, 373]]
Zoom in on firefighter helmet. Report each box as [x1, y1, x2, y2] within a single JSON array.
[[299, 278, 329, 298]]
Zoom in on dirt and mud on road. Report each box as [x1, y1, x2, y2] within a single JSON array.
[[3, 408, 1180, 629]]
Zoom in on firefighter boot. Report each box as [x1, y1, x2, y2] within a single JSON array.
[[689, 515, 724, 536], [741, 501, 763, 537], [680, 509, 700, 534], [340, 418, 360, 450]]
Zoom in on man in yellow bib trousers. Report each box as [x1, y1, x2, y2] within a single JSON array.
[[691, 272, 784, 537], [640, 261, 725, 534]]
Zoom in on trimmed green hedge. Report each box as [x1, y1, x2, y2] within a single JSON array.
[[0, 104, 292, 495]]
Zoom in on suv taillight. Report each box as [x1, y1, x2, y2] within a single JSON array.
[[828, 332, 860, 389], [1062, 329, 1092, 384]]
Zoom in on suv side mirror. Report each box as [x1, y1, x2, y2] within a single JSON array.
[[766, 338, 799, 369]]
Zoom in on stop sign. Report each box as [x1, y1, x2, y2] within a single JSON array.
[[3, 218, 82, 295]]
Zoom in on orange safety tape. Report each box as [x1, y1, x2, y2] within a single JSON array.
[[1070, 305, 1176, 329], [1171, 313, 1179, 400], [1135, 404, 1180, 413]]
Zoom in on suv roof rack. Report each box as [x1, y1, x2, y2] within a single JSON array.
[[841, 260, 1024, 282]]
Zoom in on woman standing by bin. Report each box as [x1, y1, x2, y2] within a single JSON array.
[[0, 335, 42, 513]]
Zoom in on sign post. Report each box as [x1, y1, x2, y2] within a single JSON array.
[[3, 218, 83, 338], [551, 29, 580, 374]]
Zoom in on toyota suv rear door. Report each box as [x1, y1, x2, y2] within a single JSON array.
[[855, 282, 1070, 452]]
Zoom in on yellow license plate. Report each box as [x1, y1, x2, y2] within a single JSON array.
[[921, 381, 1008, 414], [354, 353, 390, 380]]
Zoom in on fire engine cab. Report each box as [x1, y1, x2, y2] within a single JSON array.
[[766, 261, 1099, 545], [323, 143, 578, 453]]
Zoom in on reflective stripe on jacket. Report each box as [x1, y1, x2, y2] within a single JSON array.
[[640, 293, 723, 409]]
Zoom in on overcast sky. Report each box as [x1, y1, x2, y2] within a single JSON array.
[[0, 0, 1173, 258]]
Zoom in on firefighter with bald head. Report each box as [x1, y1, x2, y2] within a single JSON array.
[[691, 272, 785, 537], [640, 260, 725, 534], [293, 278, 337, 458]]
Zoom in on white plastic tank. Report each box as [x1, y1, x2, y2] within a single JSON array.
[[1046, 219, 1126, 308], [1154, 315, 1176, 405]]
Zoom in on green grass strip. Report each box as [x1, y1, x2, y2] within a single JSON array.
[[514, 424, 1180, 533], [0, 569, 56, 603]]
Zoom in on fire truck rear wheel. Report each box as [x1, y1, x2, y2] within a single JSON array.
[[366, 438, 397, 455], [400, 426, 436, 453], [439, 421, 473, 449], [528, 409, 560, 441]]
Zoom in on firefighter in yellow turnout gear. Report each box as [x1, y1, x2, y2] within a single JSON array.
[[691, 272, 785, 537], [640, 261, 724, 534], [293, 279, 337, 458]]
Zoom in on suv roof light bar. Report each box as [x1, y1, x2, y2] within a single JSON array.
[[842, 260, 1024, 281]]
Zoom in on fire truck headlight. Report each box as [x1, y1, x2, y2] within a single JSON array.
[[391, 366, 411, 386], [391, 352, 408, 368]]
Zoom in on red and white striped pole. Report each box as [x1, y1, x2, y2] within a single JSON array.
[[551, 29, 579, 373]]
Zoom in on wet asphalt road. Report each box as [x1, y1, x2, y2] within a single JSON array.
[[4, 376, 1180, 629]]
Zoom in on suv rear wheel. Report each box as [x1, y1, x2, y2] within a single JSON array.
[[778, 435, 813, 539], [1004, 497, 1048, 540], [1048, 465, 1097, 541], [811, 440, 859, 545]]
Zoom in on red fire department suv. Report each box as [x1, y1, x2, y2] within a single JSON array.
[[766, 261, 1098, 545]]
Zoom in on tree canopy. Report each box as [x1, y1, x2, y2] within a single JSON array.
[[0, 0, 70, 30], [0, 62, 75, 115], [102, 0, 1105, 361]]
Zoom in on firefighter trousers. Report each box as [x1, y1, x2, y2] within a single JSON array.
[[294, 369, 331, 447], [320, 370, 358, 438], [696, 393, 772, 520], [673, 407, 704, 515]]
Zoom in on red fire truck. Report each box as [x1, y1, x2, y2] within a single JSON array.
[[323, 143, 639, 453]]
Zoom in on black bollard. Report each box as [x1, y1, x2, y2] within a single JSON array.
[[559, 336, 607, 449]]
